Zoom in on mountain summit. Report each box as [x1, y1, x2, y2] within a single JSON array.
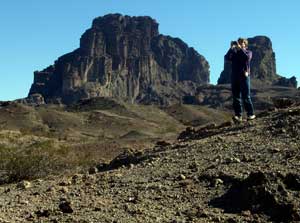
[[29, 14, 210, 105]]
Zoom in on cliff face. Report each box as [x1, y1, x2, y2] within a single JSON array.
[[29, 14, 210, 105], [218, 36, 297, 88]]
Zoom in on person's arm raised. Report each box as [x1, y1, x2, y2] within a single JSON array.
[[224, 48, 234, 61], [224, 42, 237, 61]]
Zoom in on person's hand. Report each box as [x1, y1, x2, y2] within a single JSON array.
[[245, 71, 249, 77], [231, 41, 237, 49]]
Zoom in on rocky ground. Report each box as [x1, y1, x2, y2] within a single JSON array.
[[1, 105, 300, 222]]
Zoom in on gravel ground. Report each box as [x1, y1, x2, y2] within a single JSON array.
[[1, 106, 300, 223]]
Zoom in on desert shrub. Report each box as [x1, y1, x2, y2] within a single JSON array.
[[1, 147, 48, 183], [0, 140, 100, 184], [0, 141, 58, 183]]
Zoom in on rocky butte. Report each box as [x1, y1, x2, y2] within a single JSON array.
[[29, 14, 210, 105], [189, 36, 298, 110], [218, 36, 297, 88]]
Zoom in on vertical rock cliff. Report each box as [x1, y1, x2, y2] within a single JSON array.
[[29, 14, 210, 105]]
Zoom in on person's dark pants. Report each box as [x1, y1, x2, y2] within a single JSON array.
[[231, 75, 254, 117]]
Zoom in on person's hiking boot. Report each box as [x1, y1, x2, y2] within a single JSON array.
[[232, 115, 243, 122], [247, 115, 256, 120]]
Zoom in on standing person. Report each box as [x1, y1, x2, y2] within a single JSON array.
[[225, 37, 255, 121]]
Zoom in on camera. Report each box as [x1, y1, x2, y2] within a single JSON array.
[[231, 41, 238, 47]]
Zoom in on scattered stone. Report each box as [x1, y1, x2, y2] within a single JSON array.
[[25, 212, 35, 221], [58, 180, 72, 186], [242, 155, 255, 162], [59, 187, 69, 193], [33, 179, 44, 185], [179, 174, 186, 181], [282, 128, 287, 134], [46, 186, 56, 193], [71, 174, 82, 184], [98, 149, 150, 171], [35, 209, 51, 217], [214, 155, 223, 163], [128, 197, 137, 203], [17, 181, 32, 190], [88, 167, 98, 174], [0, 218, 12, 223], [213, 178, 224, 187], [94, 207, 102, 212], [19, 200, 29, 205], [156, 140, 171, 147], [4, 188, 11, 193], [32, 191, 40, 196], [233, 158, 241, 163], [188, 162, 199, 171], [194, 207, 210, 218], [225, 157, 241, 164], [270, 148, 281, 153], [59, 200, 73, 214], [241, 210, 252, 217]]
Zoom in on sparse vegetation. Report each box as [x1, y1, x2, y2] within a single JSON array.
[[0, 99, 233, 186], [0, 136, 106, 184], [0, 100, 230, 185]]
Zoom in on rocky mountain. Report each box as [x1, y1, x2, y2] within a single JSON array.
[[218, 36, 297, 88], [29, 14, 209, 105]]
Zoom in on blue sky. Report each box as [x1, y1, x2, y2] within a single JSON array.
[[0, 0, 299, 101]]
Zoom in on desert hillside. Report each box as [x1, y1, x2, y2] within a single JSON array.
[[0, 98, 230, 185], [0, 102, 299, 222]]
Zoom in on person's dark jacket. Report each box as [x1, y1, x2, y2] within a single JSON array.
[[225, 48, 252, 78]]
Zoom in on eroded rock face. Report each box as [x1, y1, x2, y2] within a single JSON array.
[[29, 14, 210, 105], [273, 76, 298, 88], [15, 93, 45, 106], [218, 36, 297, 87]]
